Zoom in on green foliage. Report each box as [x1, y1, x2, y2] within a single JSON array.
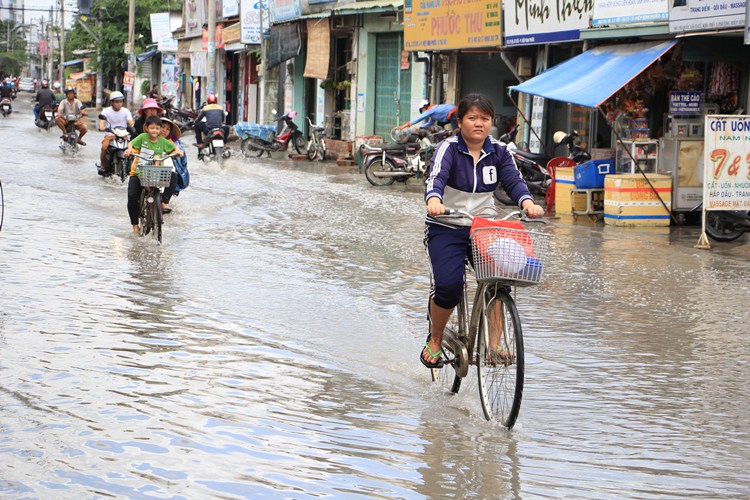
[[0, 20, 28, 76], [141, 79, 151, 95], [65, 0, 182, 88]]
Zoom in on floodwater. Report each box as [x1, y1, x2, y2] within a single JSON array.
[[1, 96, 749, 499]]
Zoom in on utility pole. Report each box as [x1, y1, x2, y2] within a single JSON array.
[[127, 0, 135, 106], [59, 0, 65, 84], [48, 8, 53, 82], [258, 0, 265, 121], [207, 0, 216, 96], [40, 18, 45, 80]]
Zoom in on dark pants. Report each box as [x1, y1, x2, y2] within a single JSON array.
[[425, 223, 473, 309], [194, 123, 229, 145], [127, 173, 178, 225]]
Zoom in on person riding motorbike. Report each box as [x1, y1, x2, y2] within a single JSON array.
[[0, 81, 12, 101], [55, 87, 88, 145], [193, 94, 229, 149], [133, 98, 163, 135], [396, 99, 458, 132], [34, 80, 57, 122], [97, 91, 135, 176]]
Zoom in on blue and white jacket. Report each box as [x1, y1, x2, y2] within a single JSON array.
[[425, 134, 533, 225]]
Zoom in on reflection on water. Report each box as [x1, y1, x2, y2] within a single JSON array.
[[1, 102, 750, 497]]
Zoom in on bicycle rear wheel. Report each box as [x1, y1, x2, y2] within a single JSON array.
[[430, 296, 467, 395], [476, 286, 524, 428]]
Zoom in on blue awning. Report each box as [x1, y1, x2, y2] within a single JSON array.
[[137, 49, 160, 62], [509, 40, 678, 108], [62, 59, 84, 67]]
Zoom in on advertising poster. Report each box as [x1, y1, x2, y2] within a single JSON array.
[[503, 0, 592, 45], [670, 0, 746, 32], [702, 115, 750, 210], [150, 12, 171, 43], [592, 0, 668, 25], [161, 53, 180, 97], [186, 0, 207, 37], [404, 0, 501, 51], [223, 0, 239, 17]]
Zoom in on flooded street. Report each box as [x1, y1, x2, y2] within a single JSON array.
[[2, 95, 750, 498]]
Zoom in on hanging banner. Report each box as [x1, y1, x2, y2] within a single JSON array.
[[186, 0, 207, 37], [191, 51, 208, 77], [702, 114, 750, 210], [150, 12, 172, 43]]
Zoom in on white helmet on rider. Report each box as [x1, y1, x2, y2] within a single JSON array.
[[418, 99, 430, 113], [109, 91, 124, 102], [53, 81, 61, 90]]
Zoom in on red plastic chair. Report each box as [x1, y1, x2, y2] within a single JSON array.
[[545, 157, 577, 215]]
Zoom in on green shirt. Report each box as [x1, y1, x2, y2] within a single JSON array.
[[129, 133, 176, 176]]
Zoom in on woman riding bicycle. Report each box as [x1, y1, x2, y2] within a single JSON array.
[[422, 93, 544, 369]]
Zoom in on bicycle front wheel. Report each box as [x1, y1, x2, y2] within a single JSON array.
[[476, 286, 524, 428], [152, 190, 163, 243]]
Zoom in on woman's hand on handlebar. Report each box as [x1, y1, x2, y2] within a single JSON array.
[[426, 197, 445, 217], [521, 199, 545, 218]]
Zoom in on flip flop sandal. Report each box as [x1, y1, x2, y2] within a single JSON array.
[[420, 335, 444, 369]]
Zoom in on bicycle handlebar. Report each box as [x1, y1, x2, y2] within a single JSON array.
[[129, 152, 180, 161], [436, 208, 547, 224]]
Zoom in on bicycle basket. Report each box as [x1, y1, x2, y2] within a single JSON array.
[[471, 226, 551, 286], [137, 165, 172, 187]]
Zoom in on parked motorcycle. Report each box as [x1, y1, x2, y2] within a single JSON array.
[[0, 98, 12, 117], [59, 110, 85, 155], [35, 103, 57, 131], [237, 110, 307, 158], [97, 113, 132, 182], [362, 126, 448, 186], [197, 126, 231, 166], [158, 96, 197, 132], [705, 210, 750, 242], [495, 127, 591, 206]]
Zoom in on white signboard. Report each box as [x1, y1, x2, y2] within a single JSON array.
[[670, 0, 746, 33], [702, 115, 750, 211], [223, 0, 240, 17], [529, 96, 545, 154], [592, 0, 668, 25], [150, 12, 172, 44], [268, 0, 300, 24], [504, 0, 592, 45], [158, 38, 179, 52], [241, 0, 268, 44]]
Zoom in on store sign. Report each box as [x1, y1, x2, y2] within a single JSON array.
[[268, 0, 300, 24], [403, 0, 501, 51], [241, 0, 269, 44], [669, 0, 746, 33], [158, 38, 179, 52], [150, 12, 171, 43], [669, 91, 702, 116], [529, 96, 545, 153], [503, 0, 592, 46], [592, 0, 668, 26], [702, 115, 750, 210], [223, 0, 240, 17]]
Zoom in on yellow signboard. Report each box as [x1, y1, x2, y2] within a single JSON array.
[[404, 0, 501, 51]]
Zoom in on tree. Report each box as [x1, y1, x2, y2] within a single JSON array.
[[65, 0, 181, 90], [0, 20, 29, 77]]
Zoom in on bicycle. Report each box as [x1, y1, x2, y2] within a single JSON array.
[[428, 208, 549, 428], [305, 116, 327, 161], [131, 152, 178, 244]]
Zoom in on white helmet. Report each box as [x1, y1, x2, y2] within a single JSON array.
[[53, 81, 61, 89], [109, 91, 124, 101], [418, 99, 430, 111]]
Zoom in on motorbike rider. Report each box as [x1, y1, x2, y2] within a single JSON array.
[[193, 94, 229, 149], [34, 80, 57, 122], [124, 116, 184, 234], [420, 93, 544, 369], [133, 98, 163, 134], [55, 87, 88, 145], [396, 99, 458, 131], [0, 81, 12, 101], [97, 91, 135, 176]]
